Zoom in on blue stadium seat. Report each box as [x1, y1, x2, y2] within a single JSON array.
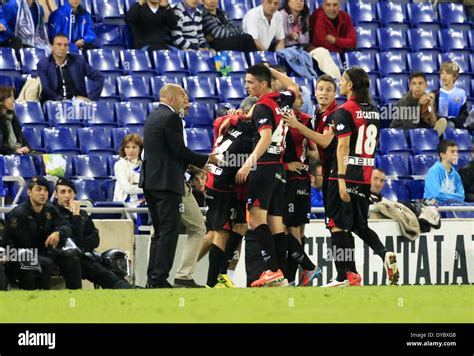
[[376, 28, 407, 52], [92, 0, 125, 24], [184, 102, 213, 128], [438, 3, 468, 27], [443, 128, 472, 152], [0, 74, 13, 87], [292, 76, 313, 94], [152, 50, 188, 79], [183, 76, 219, 104], [84, 101, 117, 127], [86, 49, 122, 75], [248, 51, 278, 66], [42, 127, 81, 154], [378, 128, 410, 154], [215, 76, 247, 105], [376, 78, 406, 104], [439, 29, 468, 53], [469, 30, 474, 48], [407, 52, 439, 74], [185, 51, 219, 80], [112, 127, 132, 152], [120, 49, 155, 77], [73, 179, 105, 201], [73, 155, 110, 178], [22, 127, 44, 152], [344, 52, 376, 73], [376, 2, 406, 27], [355, 27, 377, 49], [14, 101, 47, 127], [185, 128, 212, 153], [94, 24, 125, 50], [124, 0, 135, 11], [220, 51, 248, 74], [225, 1, 248, 20], [150, 75, 181, 100], [0, 48, 20, 76], [407, 180, 425, 200], [107, 155, 120, 176], [439, 52, 471, 74], [347, 1, 377, 25], [116, 75, 153, 101], [77, 127, 115, 154], [408, 129, 440, 155], [454, 74, 471, 97], [86, 76, 121, 104], [376, 155, 410, 178], [407, 2, 438, 26], [381, 179, 410, 201], [44, 101, 84, 128], [114, 102, 147, 127], [407, 29, 438, 52], [376, 52, 407, 77], [19, 48, 47, 75], [455, 152, 470, 169], [2, 155, 37, 178], [409, 154, 439, 176]]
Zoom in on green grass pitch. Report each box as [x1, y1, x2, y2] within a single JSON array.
[[1, 285, 472, 323]]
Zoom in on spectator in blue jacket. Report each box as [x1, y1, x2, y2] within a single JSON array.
[[424, 140, 465, 205], [37, 33, 104, 102], [0, 5, 22, 50], [48, 0, 96, 54], [309, 161, 325, 219], [3, 0, 50, 51]]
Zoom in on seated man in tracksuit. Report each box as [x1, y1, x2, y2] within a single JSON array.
[[54, 178, 134, 289]]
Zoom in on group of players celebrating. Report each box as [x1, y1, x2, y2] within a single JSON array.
[[203, 63, 399, 288]]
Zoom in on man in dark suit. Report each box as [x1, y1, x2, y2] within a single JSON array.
[[37, 33, 104, 102], [140, 84, 219, 288]]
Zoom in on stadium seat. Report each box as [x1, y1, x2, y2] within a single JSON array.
[[92, 0, 125, 24], [355, 27, 377, 49], [112, 127, 132, 152], [406, 180, 425, 200], [407, 52, 439, 74], [185, 51, 219, 80], [408, 129, 440, 155], [22, 127, 44, 152], [248, 51, 279, 66], [94, 24, 125, 50], [376, 155, 410, 178], [14, 101, 47, 127], [184, 102, 213, 128], [443, 128, 472, 152], [83, 101, 117, 127], [216, 76, 247, 105], [152, 50, 188, 79], [185, 128, 212, 153], [407, 29, 438, 52], [73, 155, 110, 178], [439, 29, 468, 53], [77, 127, 115, 154], [45, 101, 86, 129], [183, 76, 219, 104], [116, 75, 153, 101], [2, 154, 37, 178], [378, 128, 410, 155], [114, 102, 147, 127], [344, 52, 376, 73], [150, 75, 181, 100], [377, 78, 406, 104], [86, 49, 122, 75], [220, 51, 248, 74], [120, 49, 155, 77], [409, 154, 439, 176], [0, 74, 13, 88], [107, 155, 120, 176], [376, 52, 407, 77], [73, 179, 105, 201], [376, 2, 406, 27], [347, 1, 377, 25], [455, 152, 470, 169], [438, 3, 468, 27], [376, 28, 407, 52], [225, 1, 248, 20], [0, 48, 20, 76], [19, 48, 47, 75], [439, 52, 471, 74], [407, 2, 438, 26], [42, 127, 81, 154], [86, 76, 121, 104], [381, 179, 410, 201]]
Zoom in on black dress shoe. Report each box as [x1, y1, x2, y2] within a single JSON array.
[[173, 278, 204, 288], [146, 280, 173, 289]]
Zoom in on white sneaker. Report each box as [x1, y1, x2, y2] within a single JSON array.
[[321, 279, 349, 288], [384, 252, 399, 285]]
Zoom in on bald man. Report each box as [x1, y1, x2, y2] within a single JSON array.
[[140, 84, 219, 288]]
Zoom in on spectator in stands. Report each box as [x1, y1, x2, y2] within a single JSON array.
[[113, 133, 144, 206], [309, 160, 324, 219], [432, 62, 469, 129], [48, 0, 96, 54], [370, 168, 385, 204], [171, 0, 212, 51], [3, 0, 50, 51], [280, 0, 310, 48], [424, 140, 465, 205], [0, 5, 22, 50], [0, 86, 30, 155], [125, 0, 176, 51], [242, 0, 285, 51], [308, 0, 356, 54], [390, 72, 447, 136], [37, 33, 104, 102], [459, 159, 474, 202], [201, 0, 257, 52]]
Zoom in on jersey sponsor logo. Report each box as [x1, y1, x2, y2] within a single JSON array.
[[267, 145, 283, 154], [346, 156, 375, 166], [296, 189, 309, 196]]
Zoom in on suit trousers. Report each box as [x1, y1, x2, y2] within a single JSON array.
[[174, 182, 206, 280], [145, 189, 182, 286]]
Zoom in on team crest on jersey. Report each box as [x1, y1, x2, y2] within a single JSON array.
[[455, 96, 461, 104], [336, 123, 345, 131]]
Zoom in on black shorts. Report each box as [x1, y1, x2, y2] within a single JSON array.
[[247, 164, 286, 216], [234, 184, 248, 225], [283, 178, 311, 227], [205, 188, 235, 231], [326, 180, 370, 231]]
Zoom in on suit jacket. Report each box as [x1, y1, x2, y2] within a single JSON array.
[[139, 104, 208, 195], [37, 53, 104, 102]]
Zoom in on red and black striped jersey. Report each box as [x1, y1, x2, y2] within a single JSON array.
[[283, 111, 313, 180], [313, 100, 338, 176]]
